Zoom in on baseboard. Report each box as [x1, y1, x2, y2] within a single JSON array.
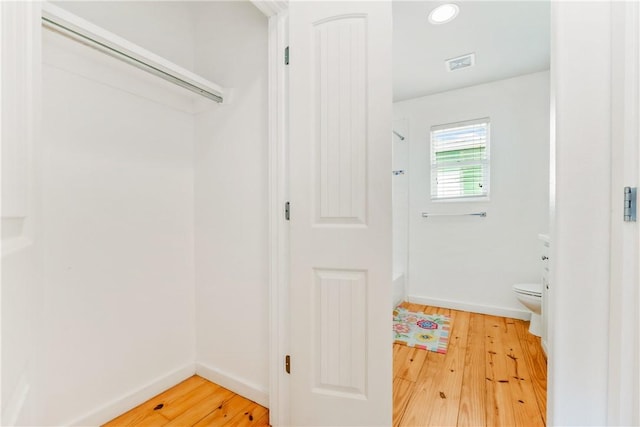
[[195, 362, 269, 408], [407, 295, 531, 320], [68, 363, 196, 426], [392, 274, 406, 309]]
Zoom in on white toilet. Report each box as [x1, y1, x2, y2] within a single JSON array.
[[513, 283, 543, 336]]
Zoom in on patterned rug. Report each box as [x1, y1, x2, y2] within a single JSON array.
[[393, 307, 451, 354]]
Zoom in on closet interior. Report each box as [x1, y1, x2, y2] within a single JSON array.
[[2, 2, 269, 425]]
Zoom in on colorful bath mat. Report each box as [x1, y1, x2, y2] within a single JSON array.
[[393, 307, 451, 354]]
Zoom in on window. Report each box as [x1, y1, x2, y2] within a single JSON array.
[[431, 118, 490, 200]]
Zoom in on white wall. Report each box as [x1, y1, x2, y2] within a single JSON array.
[[37, 4, 197, 424], [393, 119, 409, 306], [394, 71, 550, 318], [549, 2, 611, 425], [192, 2, 270, 405], [393, 119, 409, 278], [1, 4, 43, 425]]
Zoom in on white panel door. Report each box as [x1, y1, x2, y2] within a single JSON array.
[[289, 2, 392, 425]]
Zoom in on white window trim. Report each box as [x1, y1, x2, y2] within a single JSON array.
[[430, 117, 491, 202]]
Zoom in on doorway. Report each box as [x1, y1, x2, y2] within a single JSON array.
[[391, 2, 551, 425], [268, 1, 638, 426]]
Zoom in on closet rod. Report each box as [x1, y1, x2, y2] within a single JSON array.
[[41, 4, 225, 103]]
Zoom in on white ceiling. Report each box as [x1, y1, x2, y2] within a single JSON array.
[[393, 1, 550, 102]]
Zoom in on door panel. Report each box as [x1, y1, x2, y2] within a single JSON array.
[[289, 2, 392, 425]]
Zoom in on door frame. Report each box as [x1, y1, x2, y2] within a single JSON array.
[[608, 1, 640, 424], [250, 2, 290, 426]]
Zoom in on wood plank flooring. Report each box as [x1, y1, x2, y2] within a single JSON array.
[[105, 303, 545, 427], [102, 376, 268, 427], [394, 302, 547, 427]]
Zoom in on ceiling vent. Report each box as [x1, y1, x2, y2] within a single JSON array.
[[446, 53, 475, 72]]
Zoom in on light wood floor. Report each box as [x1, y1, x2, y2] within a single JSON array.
[[105, 303, 545, 427], [103, 376, 269, 427], [394, 302, 547, 427]]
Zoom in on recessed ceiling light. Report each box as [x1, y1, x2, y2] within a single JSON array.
[[428, 4, 459, 25]]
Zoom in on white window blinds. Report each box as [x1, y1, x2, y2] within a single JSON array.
[[431, 118, 490, 200]]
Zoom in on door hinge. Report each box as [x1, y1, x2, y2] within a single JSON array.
[[624, 187, 637, 222], [285, 201, 290, 221], [285, 354, 291, 374], [285, 46, 289, 65]]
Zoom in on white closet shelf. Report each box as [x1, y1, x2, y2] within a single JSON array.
[[41, 2, 226, 103]]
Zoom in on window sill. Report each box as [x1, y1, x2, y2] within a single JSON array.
[[431, 196, 490, 203]]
